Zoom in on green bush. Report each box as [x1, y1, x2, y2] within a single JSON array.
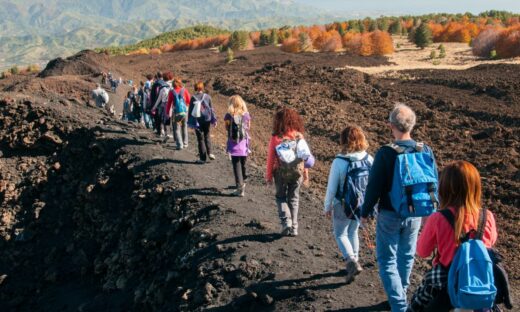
[[490, 49, 498, 59], [226, 48, 234, 63], [269, 29, 278, 45], [228, 31, 250, 51], [430, 50, 437, 59], [9, 66, 19, 75], [439, 45, 446, 58], [413, 23, 433, 49]]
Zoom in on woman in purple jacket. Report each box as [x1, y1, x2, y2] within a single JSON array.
[[224, 95, 251, 197]]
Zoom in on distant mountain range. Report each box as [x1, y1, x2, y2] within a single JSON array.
[[0, 0, 340, 70]]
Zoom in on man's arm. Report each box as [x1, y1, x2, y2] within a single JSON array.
[[361, 148, 390, 218]]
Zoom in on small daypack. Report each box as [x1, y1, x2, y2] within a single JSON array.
[[387, 142, 439, 218], [441, 208, 497, 310], [173, 88, 187, 121], [335, 155, 372, 219], [229, 115, 245, 143], [199, 94, 212, 122], [275, 138, 306, 184]]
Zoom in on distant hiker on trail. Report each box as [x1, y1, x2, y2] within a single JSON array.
[[266, 107, 314, 237], [122, 91, 135, 121], [139, 81, 153, 129], [101, 72, 107, 85], [408, 161, 499, 312], [224, 95, 251, 197], [361, 104, 439, 312], [152, 72, 173, 138], [150, 72, 166, 135], [167, 77, 191, 150], [91, 83, 109, 109], [324, 125, 373, 284], [187, 81, 216, 164], [131, 86, 141, 122]]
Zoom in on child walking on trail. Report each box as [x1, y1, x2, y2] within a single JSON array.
[[323, 125, 373, 284], [266, 107, 314, 237], [224, 95, 251, 197], [408, 161, 498, 312], [187, 82, 216, 164]]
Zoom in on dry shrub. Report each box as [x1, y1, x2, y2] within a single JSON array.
[[127, 48, 150, 56], [150, 48, 162, 55], [281, 38, 301, 53], [344, 33, 362, 54], [371, 30, 394, 55], [314, 30, 342, 52], [472, 27, 501, 57], [496, 27, 520, 58], [359, 33, 373, 56], [249, 32, 261, 45]]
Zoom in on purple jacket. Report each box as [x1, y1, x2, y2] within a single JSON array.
[[224, 112, 251, 157]]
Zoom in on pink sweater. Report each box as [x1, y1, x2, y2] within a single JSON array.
[[417, 207, 498, 268]]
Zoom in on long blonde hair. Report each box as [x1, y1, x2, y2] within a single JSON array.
[[228, 95, 248, 116], [439, 161, 482, 244]]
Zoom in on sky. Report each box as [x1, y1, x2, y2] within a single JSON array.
[[295, 0, 520, 15]]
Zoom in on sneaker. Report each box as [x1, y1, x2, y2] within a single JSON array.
[[281, 226, 292, 236], [208, 154, 216, 160], [290, 228, 298, 236], [345, 260, 361, 284], [176, 146, 183, 150], [183, 144, 188, 148], [355, 261, 363, 274], [168, 134, 173, 138], [195, 160, 205, 164]]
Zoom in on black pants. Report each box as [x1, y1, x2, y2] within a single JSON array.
[[153, 111, 162, 134], [231, 156, 247, 187], [195, 122, 212, 161]]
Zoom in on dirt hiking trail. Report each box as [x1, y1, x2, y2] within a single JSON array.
[[0, 45, 518, 311]]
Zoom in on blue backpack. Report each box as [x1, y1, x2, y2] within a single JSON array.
[[335, 155, 372, 220], [441, 208, 497, 310], [173, 88, 187, 121], [387, 142, 438, 218]]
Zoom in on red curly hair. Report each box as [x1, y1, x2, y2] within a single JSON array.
[[272, 107, 304, 137]]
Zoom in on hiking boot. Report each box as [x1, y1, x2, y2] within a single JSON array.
[[208, 154, 216, 160], [345, 260, 361, 284], [281, 226, 292, 236]]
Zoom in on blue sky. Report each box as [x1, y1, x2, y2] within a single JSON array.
[[295, 0, 520, 15]]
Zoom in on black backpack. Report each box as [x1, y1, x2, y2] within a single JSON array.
[[229, 115, 245, 143]]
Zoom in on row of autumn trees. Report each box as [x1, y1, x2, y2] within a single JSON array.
[[119, 11, 520, 59], [406, 14, 520, 58]]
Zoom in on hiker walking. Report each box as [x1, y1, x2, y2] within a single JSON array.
[[139, 81, 153, 128], [91, 83, 109, 109], [361, 104, 439, 312], [167, 77, 191, 149], [150, 72, 166, 135], [408, 161, 499, 312], [324, 125, 373, 284], [131, 86, 141, 122], [122, 91, 135, 121], [224, 95, 251, 196], [152, 72, 173, 138], [266, 107, 313, 236], [187, 82, 216, 163]]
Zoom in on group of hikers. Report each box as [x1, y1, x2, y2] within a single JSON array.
[[90, 71, 512, 312]]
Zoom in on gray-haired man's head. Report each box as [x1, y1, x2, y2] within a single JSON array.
[[389, 103, 416, 133]]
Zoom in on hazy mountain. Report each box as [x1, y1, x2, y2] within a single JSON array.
[[0, 0, 335, 70]]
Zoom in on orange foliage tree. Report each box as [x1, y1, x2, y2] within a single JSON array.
[[281, 38, 301, 53], [313, 30, 342, 52]]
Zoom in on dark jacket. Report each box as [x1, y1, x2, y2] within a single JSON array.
[[361, 139, 436, 218]]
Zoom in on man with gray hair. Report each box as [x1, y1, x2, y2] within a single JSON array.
[[361, 103, 438, 312]]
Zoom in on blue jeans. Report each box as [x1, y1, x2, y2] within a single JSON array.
[[332, 203, 360, 262], [376, 209, 421, 312], [143, 112, 153, 129]]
